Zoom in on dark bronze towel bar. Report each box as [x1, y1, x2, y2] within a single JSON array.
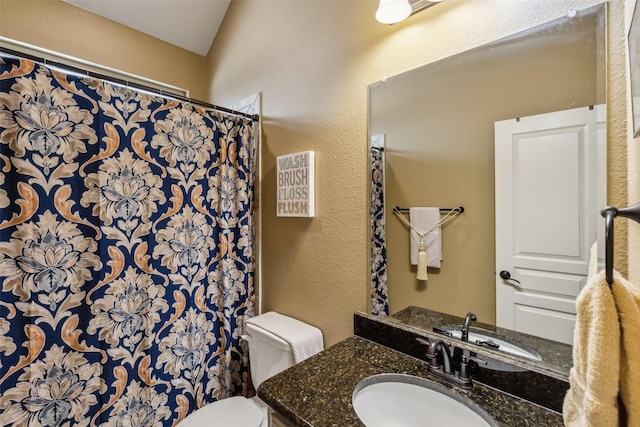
[[394, 206, 465, 214], [601, 203, 640, 285]]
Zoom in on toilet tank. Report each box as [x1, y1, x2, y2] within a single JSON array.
[[245, 322, 295, 391]]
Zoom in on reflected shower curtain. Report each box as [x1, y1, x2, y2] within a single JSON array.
[[370, 146, 388, 316], [0, 54, 256, 426]]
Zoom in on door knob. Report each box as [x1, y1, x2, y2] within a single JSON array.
[[499, 270, 521, 286]]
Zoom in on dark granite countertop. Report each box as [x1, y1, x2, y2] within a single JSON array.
[[385, 306, 573, 381], [258, 336, 564, 427]]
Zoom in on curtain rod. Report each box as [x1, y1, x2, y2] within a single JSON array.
[[0, 45, 259, 122], [0, 36, 188, 96]]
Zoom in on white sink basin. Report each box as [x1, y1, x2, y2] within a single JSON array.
[[352, 374, 498, 427], [441, 326, 542, 361]]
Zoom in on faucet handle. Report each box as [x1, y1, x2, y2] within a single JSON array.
[[458, 352, 486, 387], [475, 339, 500, 349], [415, 337, 431, 346], [415, 337, 438, 365], [463, 354, 488, 366], [433, 327, 453, 338]]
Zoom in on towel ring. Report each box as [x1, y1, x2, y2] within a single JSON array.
[[601, 206, 616, 285], [601, 202, 640, 285]]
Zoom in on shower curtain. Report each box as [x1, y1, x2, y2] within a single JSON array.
[[0, 53, 257, 426], [370, 146, 388, 316]]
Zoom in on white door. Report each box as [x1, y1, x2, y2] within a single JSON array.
[[495, 105, 605, 345]]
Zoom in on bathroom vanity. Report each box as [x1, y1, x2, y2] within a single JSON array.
[[258, 307, 570, 426]]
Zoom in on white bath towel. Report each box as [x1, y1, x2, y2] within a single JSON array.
[[245, 312, 324, 363], [409, 207, 442, 268]]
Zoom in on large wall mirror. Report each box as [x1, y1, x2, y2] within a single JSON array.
[[368, 4, 606, 339]]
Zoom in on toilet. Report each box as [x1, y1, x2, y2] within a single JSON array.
[[178, 312, 324, 427]]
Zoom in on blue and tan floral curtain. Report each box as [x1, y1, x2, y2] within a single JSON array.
[[370, 146, 388, 316], [0, 53, 256, 426]]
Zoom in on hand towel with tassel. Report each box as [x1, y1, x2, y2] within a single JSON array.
[[409, 207, 442, 268]]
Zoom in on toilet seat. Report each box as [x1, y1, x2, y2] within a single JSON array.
[[178, 396, 266, 426]]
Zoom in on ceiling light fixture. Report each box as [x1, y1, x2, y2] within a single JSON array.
[[375, 0, 412, 25], [376, 0, 444, 25]]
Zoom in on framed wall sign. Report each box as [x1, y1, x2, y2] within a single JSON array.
[[277, 150, 315, 217]]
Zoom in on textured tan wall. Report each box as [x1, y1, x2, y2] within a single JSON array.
[[207, 0, 628, 348], [0, 0, 207, 100], [608, 0, 630, 278], [207, 0, 375, 347], [625, 0, 640, 284]]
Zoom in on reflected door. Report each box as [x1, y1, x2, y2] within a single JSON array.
[[494, 105, 605, 345]]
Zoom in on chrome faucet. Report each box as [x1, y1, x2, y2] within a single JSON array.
[[461, 312, 477, 342]]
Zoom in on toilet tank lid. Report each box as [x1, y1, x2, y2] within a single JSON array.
[[245, 312, 324, 362], [178, 397, 264, 426], [245, 322, 291, 351]]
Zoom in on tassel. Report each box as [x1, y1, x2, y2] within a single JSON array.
[[417, 242, 428, 280]]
